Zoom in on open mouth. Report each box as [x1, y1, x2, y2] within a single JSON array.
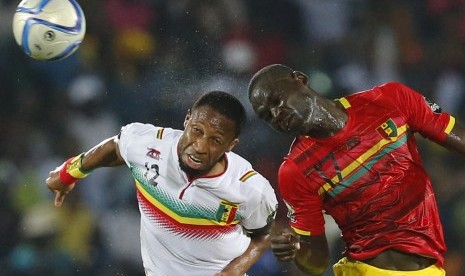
[[278, 114, 294, 132], [186, 154, 202, 168]]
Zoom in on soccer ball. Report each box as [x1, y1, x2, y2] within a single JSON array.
[[12, 0, 86, 61]]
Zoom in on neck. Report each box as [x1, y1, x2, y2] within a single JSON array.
[[304, 96, 348, 138], [208, 155, 226, 176]]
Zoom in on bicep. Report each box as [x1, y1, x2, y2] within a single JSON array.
[[83, 136, 125, 170]]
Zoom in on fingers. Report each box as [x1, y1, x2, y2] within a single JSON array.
[[271, 230, 301, 262], [54, 191, 67, 207]]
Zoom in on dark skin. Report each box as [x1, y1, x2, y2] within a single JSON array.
[[249, 69, 465, 274], [46, 105, 272, 276]]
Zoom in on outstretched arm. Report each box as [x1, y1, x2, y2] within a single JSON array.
[[46, 135, 125, 207], [443, 121, 465, 155]]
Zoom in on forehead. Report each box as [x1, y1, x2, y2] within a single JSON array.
[[252, 78, 292, 101], [189, 106, 235, 133]]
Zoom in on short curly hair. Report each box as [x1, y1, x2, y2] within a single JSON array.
[[192, 91, 246, 137]]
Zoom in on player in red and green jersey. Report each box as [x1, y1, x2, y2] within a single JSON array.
[[248, 64, 465, 276]]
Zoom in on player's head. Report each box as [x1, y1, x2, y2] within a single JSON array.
[[248, 64, 318, 135], [178, 91, 246, 177]]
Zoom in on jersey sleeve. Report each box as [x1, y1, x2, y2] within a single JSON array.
[[240, 173, 278, 233], [278, 159, 325, 236], [118, 122, 156, 167], [382, 82, 455, 143]]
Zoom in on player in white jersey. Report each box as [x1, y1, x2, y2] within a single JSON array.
[[46, 91, 278, 276]]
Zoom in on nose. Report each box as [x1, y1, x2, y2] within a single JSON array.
[[270, 107, 280, 119], [193, 137, 208, 153]]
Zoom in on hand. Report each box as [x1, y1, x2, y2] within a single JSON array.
[[271, 228, 301, 262], [46, 163, 75, 207]]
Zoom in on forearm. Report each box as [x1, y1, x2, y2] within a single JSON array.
[[80, 136, 125, 171], [221, 234, 271, 274]]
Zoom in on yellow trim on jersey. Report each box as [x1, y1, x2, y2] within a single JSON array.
[[337, 97, 351, 109], [444, 115, 455, 134], [156, 128, 164, 139], [292, 226, 311, 236], [318, 124, 409, 195], [239, 170, 257, 182], [136, 180, 240, 226]]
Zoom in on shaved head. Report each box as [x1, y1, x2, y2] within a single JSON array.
[[248, 64, 294, 100]]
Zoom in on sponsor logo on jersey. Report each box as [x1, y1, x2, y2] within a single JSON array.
[[215, 200, 239, 224], [147, 148, 161, 160], [423, 97, 442, 114], [377, 119, 398, 141], [283, 200, 296, 223]]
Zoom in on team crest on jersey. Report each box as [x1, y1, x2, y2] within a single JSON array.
[[423, 97, 442, 114], [283, 200, 296, 223], [215, 200, 239, 224], [377, 119, 398, 141], [146, 147, 161, 160]]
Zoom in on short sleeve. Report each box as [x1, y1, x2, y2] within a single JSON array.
[[278, 159, 325, 236], [381, 82, 455, 143], [240, 174, 278, 232], [118, 122, 155, 166]]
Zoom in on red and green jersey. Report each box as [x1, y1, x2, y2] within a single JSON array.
[[279, 82, 455, 267]]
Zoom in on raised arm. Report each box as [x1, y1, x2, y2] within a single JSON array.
[[46, 135, 125, 207]]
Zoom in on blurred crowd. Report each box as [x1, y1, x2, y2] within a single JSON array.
[[1, 0, 465, 275]]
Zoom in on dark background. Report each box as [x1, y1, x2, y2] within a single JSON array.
[[1, 0, 464, 275]]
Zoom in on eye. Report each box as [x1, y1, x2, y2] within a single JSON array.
[[211, 137, 223, 145], [192, 126, 202, 134]]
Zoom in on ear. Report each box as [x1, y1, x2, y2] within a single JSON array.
[[226, 138, 239, 152], [292, 71, 308, 85], [183, 109, 191, 128]]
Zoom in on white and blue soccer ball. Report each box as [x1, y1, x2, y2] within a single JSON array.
[[12, 0, 86, 61]]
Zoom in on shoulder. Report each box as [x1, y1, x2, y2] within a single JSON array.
[[120, 123, 179, 140], [278, 158, 303, 191], [227, 152, 276, 202], [376, 82, 419, 97], [227, 152, 270, 188], [341, 82, 415, 108]]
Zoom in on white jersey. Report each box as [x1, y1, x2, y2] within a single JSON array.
[[118, 123, 278, 276]]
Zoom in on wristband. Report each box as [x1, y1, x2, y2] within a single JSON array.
[[59, 153, 91, 185]]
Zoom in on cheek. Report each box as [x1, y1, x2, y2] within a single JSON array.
[[208, 146, 227, 160], [179, 135, 193, 151]]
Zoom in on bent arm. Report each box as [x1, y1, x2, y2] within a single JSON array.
[[46, 135, 125, 207], [443, 121, 465, 155], [80, 135, 125, 170], [295, 234, 330, 276]]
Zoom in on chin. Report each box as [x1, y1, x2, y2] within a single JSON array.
[[178, 158, 206, 177]]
